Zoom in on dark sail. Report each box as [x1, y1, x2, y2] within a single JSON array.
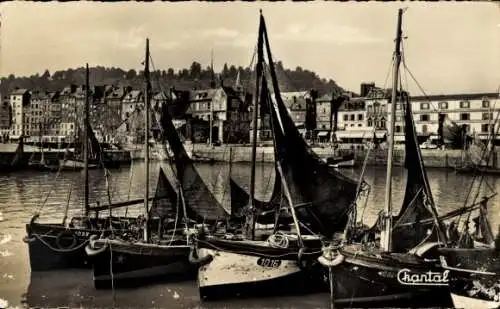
[[389, 94, 447, 252], [148, 167, 178, 220], [259, 26, 359, 238], [229, 173, 284, 221], [160, 103, 229, 222]]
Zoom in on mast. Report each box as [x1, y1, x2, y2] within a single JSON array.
[[84, 63, 90, 217], [245, 51, 261, 241], [381, 8, 403, 252], [209, 49, 214, 147], [143, 38, 151, 242]]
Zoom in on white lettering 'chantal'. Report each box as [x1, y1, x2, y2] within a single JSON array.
[[397, 268, 449, 286]]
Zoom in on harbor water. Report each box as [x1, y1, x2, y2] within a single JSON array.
[[0, 161, 499, 308]]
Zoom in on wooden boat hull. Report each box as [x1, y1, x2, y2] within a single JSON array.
[[328, 158, 356, 168], [24, 216, 136, 271], [59, 159, 98, 171], [439, 247, 500, 309], [86, 238, 195, 289], [323, 244, 453, 308], [196, 235, 326, 300]]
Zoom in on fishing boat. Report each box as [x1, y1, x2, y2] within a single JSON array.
[[0, 136, 25, 173], [324, 151, 356, 168], [439, 115, 500, 308], [455, 128, 500, 175], [318, 9, 457, 308], [439, 216, 499, 308], [196, 11, 360, 301], [23, 64, 140, 271], [85, 39, 231, 289]]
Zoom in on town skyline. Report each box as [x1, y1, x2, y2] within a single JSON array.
[[1, 2, 499, 96]]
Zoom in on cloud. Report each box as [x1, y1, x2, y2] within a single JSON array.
[[274, 22, 383, 45]]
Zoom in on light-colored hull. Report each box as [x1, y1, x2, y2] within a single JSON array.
[[329, 159, 355, 168], [451, 292, 500, 309], [198, 248, 302, 288]]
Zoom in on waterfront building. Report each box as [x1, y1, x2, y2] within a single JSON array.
[[121, 89, 144, 144], [59, 84, 78, 143], [9, 88, 31, 139], [105, 86, 128, 143], [315, 93, 333, 142], [187, 84, 251, 144], [0, 96, 11, 140], [400, 92, 500, 143], [25, 90, 61, 143]]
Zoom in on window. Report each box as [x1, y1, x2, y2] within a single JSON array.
[[439, 102, 448, 109], [323, 108, 326, 113], [482, 113, 493, 120], [350, 114, 355, 121], [207, 103, 211, 110], [343, 115, 348, 121], [482, 100, 490, 108], [358, 123, 362, 127], [367, 106, 373, 113], [358, 114, 363, 121], [396, 104, 402, 110], [422, 125, 428, 134], [460, 101, 470, 108], [482, 124, 490, 133], [367, 119, 373, 127], [395, 125, 402, 133], [460, 113, 470, 121], [293, 96, 297, 103], [420, 102, 430, 110], [380, 119, 386, 128], [420, 114, 430, 122], [322, 125, 326, 129]]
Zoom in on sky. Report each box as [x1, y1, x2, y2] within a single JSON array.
[[0, 2, 499, 95]]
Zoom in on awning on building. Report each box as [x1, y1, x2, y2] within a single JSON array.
[[295, 122, 305, 129], [336, 130, 386, 139], [317, 131, 329, 137]]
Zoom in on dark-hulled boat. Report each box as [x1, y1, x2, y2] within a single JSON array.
[[319, 9, 454, 308], [196, 11, 360, 301], [439, 173, 500, 308], [24, 64, 138, 271], [85, 39, 232, 289]]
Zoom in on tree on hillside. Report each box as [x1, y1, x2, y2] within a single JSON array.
[[126, 69, 137, 79]]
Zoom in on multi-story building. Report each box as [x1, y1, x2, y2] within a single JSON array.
[[59, 84, 78, 142], [9, 89, 31, 139], [121, 90, 144, 144], [105, 86, 128, 142], [0, 96, 11, 140], [187, 84, 251, 144], [25, 90, 61, 143], [402, 93, 500, 142], [315, 93, 332, 142]]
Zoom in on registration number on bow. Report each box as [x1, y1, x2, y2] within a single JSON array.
[[257, 258, 281, 268], [74, 231, 90, 238]]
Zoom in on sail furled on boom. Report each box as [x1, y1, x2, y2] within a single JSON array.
[[159, 103, 229, 222], [389, 94, 447, 252], [255, 14, 358, 237], [149, 167, 178, 220]]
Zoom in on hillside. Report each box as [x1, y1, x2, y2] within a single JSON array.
[[0, 61, 344, 97]]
